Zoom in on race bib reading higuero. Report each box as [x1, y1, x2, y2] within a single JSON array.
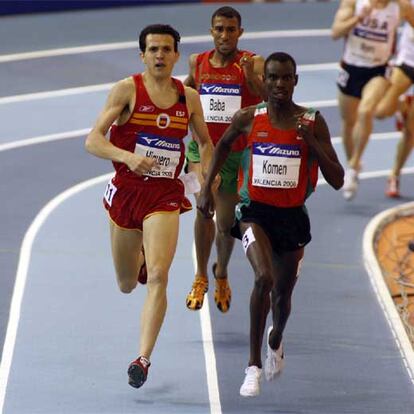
[[199, 83, 242, 124], [135, 133, 182, 179], [252, 142, 301, 188]]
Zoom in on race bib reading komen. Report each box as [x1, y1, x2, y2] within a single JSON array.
[[199, 83, 242, 124], [252, 142, 301, 188], [135, 133, 182, 179]]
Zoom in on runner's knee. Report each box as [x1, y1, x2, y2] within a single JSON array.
[[118, 279, 137, 294], [146, 266, 168, 289], [356, 104, 374, 123], [254, 270, 273, 295]]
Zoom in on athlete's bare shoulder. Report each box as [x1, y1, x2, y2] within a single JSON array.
[[233, 105, 257, 130], [111, 76, 135, 100], [188, 53, 199, 67], [338, 0, 356, 10], [184, 84, 199, 100]]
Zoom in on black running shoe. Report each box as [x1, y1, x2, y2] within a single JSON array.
[[127, 356, 150, 388]]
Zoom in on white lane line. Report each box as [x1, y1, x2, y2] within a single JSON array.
[[331, 131, 402, 145], [0, 29, 331, 63], [0, 129, 90, 152], [0, 83, 114, 105], [317, 166, 414, 186], [0, 63, 339, 105], [0, 172, 220, 414], [1, 167, 413, 412], [192, 245, 222, 414], [0, 172, 112, 414], [0, 127, 402, 154], [363, 201, 414, 385]]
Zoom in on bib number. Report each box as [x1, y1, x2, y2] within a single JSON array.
[[104, 180, 117, 206]]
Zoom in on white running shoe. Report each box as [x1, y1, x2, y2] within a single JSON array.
[[264, 326, 284, 381], [342, 168, 359, 201], [239, 365, 262, 397]]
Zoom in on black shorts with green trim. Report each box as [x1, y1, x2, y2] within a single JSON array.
[[231, 201, 312, 252]]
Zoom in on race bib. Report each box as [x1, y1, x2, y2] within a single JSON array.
[[346, 25, 391, 65], [337, 68, 349, 88], [252, 142, 301, 189], [199, 83, 242, 124], [135, 133, 182, 179], [104, 179, 117, 206]]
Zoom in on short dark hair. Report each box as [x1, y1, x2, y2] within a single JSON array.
[[139, 24, 181, 53], [211, 6, 241, 27], [264, 52, 297, 76]]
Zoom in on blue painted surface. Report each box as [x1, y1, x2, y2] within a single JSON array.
[[1, 1, 414, 413]]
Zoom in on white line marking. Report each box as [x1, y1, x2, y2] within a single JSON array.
[[0, 29, 331, 63], [331, 131, 402, 145], [363, 201, 414, 385], [317, 166, 414, 186], [0, 167, 413, 411], [0, 124, 404, 154], [192, 245, 222, 414], [0, 128, 90, 152], [0, 63, 339, 105], [0, 83, 114, 105], [0, 172, 112, 413], [298, 63, 339, 72]]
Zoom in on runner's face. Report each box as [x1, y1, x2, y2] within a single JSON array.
[[210, 16, 243, 56], [265, 60, 297, 104], [141, 34, 179, 78]]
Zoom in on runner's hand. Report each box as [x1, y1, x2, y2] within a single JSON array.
[[125, 153, 157, 176], [240, 54, 254, 78], [296, 116, 315, 146], [197, 186, 215, 219]]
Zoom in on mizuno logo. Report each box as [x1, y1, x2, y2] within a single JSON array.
[[142, 137, 158, 144], [201, 84, 240, 95], [256, 144, 272, 153], [201, 85, 216, 93]]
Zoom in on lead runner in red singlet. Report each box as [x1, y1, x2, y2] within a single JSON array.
[[85, 24, 213, 389], [198, 52, 344, 397], [184, 6, 264, 314]]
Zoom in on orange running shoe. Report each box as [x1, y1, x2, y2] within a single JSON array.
[[186, 276, 208, 310], [212, 263, 231, 313]]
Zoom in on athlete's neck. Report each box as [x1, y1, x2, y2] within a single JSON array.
[[210, 49, 238, 68], [142, 71, 178, 109], [268, 101, 299, 129], [142, 71, 172, 92]]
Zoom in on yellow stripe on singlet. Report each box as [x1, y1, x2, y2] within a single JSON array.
[[130, 119, 187, 130]]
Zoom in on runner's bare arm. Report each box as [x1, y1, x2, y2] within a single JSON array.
[[197, 106, 254, 218], [183, 53, 198, 89], [297, 112, 344, 190], [185, 86, 214, 176], [85, 78, 155, 175], [331, 0, 367, 40], [240, 54, 265, 99], [398, 0, 414, 27]]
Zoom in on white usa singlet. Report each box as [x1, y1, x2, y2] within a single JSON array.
[[342, 0, 399, 67]]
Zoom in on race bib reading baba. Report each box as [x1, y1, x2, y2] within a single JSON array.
[[199, 83, 242, 124], [252, 142, 301, 188], [135, 133, 182, 179]]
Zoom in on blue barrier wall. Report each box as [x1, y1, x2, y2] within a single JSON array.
[[0, 1, 199, 16]]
